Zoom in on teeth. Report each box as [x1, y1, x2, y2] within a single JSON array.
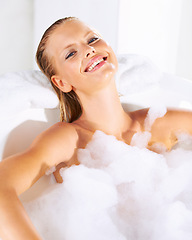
[[87, 58, 104, 72]]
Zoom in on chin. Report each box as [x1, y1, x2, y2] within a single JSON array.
[[99, 66, 117, 84], [104, 61, 117, 76]]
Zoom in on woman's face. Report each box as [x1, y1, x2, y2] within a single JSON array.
[[47, 19, 118, 96]]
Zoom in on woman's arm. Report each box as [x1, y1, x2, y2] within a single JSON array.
[[0, 149, 49, 240], [0, 123, 78, 240], [0, 164, 42, 240]]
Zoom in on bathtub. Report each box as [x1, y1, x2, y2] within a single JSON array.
[[1, 54, 192, 240]]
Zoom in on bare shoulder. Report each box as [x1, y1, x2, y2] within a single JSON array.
[[31, 122, 79, 165], [152, 108, 192, 133], [129, 108, 192, 133], [129, 108, 192, 150], [148, 108, 192, 150], [164, 108, 192, 120], [33, 121, 78, 145], [0, 122, 79, 195]]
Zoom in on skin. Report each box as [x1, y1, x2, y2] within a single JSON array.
[[0, 19, 192, 239]]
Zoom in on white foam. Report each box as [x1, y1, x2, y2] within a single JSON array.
[[130, 131, 151, 148], [21, 130, 192, 240], [144, 105, 167, 131]]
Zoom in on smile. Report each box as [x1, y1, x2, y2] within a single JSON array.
[[85, 56, 107, 72]]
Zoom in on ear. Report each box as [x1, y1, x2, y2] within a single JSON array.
[[51, 75, 72, 93]]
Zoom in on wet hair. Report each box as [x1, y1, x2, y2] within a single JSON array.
[[36, 17, 82, 123]]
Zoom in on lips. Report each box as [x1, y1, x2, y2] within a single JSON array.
[[84, 55, 107, 72]]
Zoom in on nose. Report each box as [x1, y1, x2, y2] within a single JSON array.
[[85, 46, 95, 58]]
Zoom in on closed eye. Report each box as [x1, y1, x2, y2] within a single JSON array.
[[88, 37, 99, 44], [66, 51, 76, 59]]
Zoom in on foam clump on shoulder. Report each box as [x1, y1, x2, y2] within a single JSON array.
[[22, 130, 192, 240], [130, 105, 167, 150], [144, 105, 167, 131]]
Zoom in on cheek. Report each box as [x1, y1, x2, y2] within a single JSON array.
[[62, 61, 79, 78], [63, 61, 84, 88], [100, 41, 118, 69]]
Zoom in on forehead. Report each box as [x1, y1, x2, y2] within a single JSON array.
[[48, 20, 93, 47]]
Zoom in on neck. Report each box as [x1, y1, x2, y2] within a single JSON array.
[[75, 80, 132, 138]]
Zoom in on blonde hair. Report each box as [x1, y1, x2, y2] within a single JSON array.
[[36, 17, 82, 123]]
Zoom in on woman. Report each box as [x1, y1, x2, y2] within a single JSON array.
[[0, 17, 191, 240]]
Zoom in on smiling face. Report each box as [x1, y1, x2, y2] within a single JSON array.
[[46, 19, 118, 97]]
